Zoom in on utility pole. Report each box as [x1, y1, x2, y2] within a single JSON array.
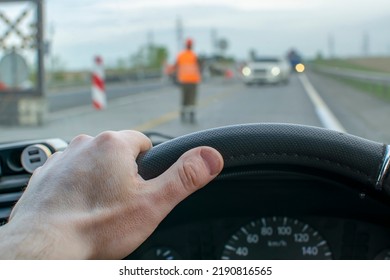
[[176, 17, 183, 54], [211, 28, 217, 55]]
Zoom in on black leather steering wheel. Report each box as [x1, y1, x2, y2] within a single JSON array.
[[137, 123, 390, 195]]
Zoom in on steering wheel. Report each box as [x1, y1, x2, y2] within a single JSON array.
[[137, 123, 390, 196]]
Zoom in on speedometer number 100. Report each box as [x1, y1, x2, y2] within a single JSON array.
[[221, 217, 332, 260]]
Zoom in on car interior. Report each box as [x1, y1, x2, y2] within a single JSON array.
[[1, 123, 389, 260]]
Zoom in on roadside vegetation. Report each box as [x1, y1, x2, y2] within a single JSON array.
[[312, 57, 390, 102]]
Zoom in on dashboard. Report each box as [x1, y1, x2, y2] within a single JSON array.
[[0, 138, 68, 227], [126, 174, 390, 260]]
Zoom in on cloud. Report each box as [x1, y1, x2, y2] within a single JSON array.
[[44, 0, 390, 69], [94, 0, 319, 12]]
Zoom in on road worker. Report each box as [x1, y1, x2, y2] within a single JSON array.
[[175, 38, 201, 123]]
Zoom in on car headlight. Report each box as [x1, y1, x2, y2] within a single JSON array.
[[271, 67, 281, 76], [295, 63, 305, 73], [242, 67, 251, 76]]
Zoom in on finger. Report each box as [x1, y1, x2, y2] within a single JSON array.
[[149, 146, 224, 210], [94, 130, 152, 158], [118, 130, 153, 154], [68, 134, 93, 147]]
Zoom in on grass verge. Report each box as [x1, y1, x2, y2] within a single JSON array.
[[312, 58, 390, 102]]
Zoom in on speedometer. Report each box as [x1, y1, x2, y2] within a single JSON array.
[[221, 217, 332, 260]]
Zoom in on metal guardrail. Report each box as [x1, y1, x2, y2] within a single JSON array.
[[46, 70, 163, 92], [313, 65, 390, 86], [105, 70, 162, 83]]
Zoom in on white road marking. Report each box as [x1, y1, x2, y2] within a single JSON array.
[[298, 73, 346, 133]]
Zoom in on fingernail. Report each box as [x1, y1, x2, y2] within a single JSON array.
[[200, 148, 222, 176]]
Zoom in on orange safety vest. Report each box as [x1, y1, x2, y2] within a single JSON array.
[[176, 50, 201, 84]]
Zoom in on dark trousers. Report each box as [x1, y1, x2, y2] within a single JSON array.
[[180, 83, 198, 123], [181, 83, 197, 113]]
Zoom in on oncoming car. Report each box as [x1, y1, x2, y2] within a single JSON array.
[[241, 57, 291, 85]]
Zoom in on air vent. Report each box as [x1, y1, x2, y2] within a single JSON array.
[[0, 175, 29, 227], [0, 192, 24, 227], [0, 138, 68, 226], [0, 218, 8, 226]]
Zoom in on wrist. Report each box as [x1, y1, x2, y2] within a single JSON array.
[[0, 218, 92, 259]]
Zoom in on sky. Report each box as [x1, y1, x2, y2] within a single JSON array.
[[2, 0, 390, 69]]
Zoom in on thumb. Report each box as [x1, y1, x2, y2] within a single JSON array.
[[149, 146, 224, 211]]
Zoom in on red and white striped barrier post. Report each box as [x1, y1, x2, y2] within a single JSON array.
[[91, 56, 107, 110]]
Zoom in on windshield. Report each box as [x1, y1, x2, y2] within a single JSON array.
[[0, 0, 389, 144]]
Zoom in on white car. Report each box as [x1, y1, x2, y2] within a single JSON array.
[[242, 57, 291, 85]]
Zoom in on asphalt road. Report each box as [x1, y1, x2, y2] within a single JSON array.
[[1, 70, 390, 144], [48, 79, 168, 112]]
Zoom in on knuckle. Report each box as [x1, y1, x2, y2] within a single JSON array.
[[178, 159, 201, 192], [127, 131, 152, 147], [130, 130, 146, 138], [70, 134, 92, 145], [96, 131, 117, 143], [94, 131, 122, 150]]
